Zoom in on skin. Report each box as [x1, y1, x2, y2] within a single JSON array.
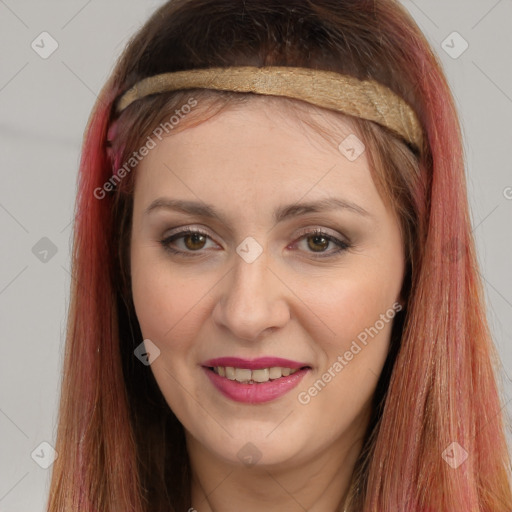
[[130, 96, 405, 512]]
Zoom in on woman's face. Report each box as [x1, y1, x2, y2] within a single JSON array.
[[130, 97, 405, 470]]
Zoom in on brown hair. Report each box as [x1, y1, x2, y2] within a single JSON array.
[[47, 1, 512, 510]]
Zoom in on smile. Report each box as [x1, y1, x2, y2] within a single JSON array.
[[210, 366, 300, 383]]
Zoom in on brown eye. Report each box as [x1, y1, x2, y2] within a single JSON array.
[[292, 229, 351, 258], [183, 232, 207, 250], [160, 228, 217, 256], [307, 234, 330, 252]]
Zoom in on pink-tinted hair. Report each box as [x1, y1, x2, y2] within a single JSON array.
[[47, 1, 512, 510]]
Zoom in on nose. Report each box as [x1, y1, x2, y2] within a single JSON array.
[[212, 250, 290, 342]]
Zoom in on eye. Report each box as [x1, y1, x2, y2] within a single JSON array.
[[159, 226, 351, 259], [291, 228, 351, 257], [159, 227, 219, 256]]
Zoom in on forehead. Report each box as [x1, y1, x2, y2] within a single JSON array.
[[136, 94, 366, 171], [130, 95, 385, 221], [143, 93, 363, 154]]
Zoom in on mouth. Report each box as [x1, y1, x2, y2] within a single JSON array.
[[202, 360, 312, 403], [206, 365, 310, 384]]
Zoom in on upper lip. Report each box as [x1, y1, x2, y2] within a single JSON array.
[[202, 357, 311, 370]]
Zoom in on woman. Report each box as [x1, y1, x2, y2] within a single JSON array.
[[47, 0, 512, 510]]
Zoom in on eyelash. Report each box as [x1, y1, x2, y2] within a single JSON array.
[[159, 227, 352, 259]]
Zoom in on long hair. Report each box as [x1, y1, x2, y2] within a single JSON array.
[[47, 1, 512, 510]]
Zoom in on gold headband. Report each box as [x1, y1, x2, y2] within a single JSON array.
[[116, 66, 423, 150]]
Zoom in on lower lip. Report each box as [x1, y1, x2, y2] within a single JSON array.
[[203, 367, 310, 404]]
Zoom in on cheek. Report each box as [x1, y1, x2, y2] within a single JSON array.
[[297, 274, 400, 421], [131, 264, 168, 338], [298, 268, 401, 346], [293, 254, 403, 389], [130, 251, 213, 349]]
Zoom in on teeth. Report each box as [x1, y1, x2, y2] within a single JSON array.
[[252, 368, 269, 383], [269, 367, 282, 379], [213, 366, 301, 383], [235, 368, 252, 382]]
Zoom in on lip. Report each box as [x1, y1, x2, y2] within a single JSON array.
[[201, 357, 312, 404], [203, 366, 310, 404], [202, 356, 309, 370]]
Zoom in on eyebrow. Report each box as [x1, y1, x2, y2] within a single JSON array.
[[144, 197, 373, 223]]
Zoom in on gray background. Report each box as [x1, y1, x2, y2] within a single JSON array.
[[0, 1, 511, 510]]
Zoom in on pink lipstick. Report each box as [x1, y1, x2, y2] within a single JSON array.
[[202, 357, 311, 404]]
